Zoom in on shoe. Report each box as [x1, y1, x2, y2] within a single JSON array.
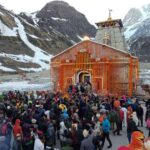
[[113, 131, 116, 135], [107, 145, 112, 148], [117, 133, 122, 136]]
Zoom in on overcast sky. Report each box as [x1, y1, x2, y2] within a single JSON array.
[[1, 0, 150, 25]]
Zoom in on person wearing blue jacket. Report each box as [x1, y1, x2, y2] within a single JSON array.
[[101, 113, 112, 148]]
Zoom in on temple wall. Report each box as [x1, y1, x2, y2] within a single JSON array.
[[95, 27, 127, 51], [51, 41, 129, 63], [50, 41, 138, 95]]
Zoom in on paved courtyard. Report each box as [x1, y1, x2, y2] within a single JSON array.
[[102, 126, 147, 150]]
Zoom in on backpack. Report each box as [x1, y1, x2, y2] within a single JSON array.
[[108, 110, 116, 122]]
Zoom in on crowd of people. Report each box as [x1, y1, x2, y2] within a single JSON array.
[[0, 82, 150, 150]]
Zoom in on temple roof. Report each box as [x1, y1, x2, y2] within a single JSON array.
[[51, 40, 137, 61], [96, 19, 123, 28]]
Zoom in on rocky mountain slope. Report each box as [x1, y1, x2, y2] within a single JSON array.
[[123, 4, 150, 62], [36, 1, 96, 42], [1, 0, 150, 74], [0, 1, 96, 74]]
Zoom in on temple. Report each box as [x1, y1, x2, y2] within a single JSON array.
[[50, 13, 139, 96], [95, 9, 128, 51]]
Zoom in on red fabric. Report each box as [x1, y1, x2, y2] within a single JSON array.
[[120, 109, 124, 121], [99, 116, 104, 123], [128, 131, 144, 150], [72, 86, 76, 93], [13, 119, 22, 138], [146, 118, 150, 128], [118, 146, 131, 150]]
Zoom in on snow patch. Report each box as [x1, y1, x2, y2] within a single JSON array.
[[21, 18, 36, 28], [28, 33, 40, 39], [71, 40, 76, 44], [21, 12, 39, 27], [30, 12, 39, 26], [0, 81, 52, 91], [141, 4, 150, 18], [0, 12, 4, 16], [0, 20, 17, 36], [45, 38, 52, 41], [124, 27, 138, 39], [19, 67, 45, 72], [0, 66, 16, 72], [51, 17, 67, 22], [14, 16, 53, 70], [77, 35, 83, 40], [0, 53, 33, 63]]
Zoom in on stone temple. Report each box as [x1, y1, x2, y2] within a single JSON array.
[[50, 11, 139, 96], [95, 10, 128, 52]]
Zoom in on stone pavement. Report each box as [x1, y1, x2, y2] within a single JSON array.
[[53, 126, 148, 150], [102, 126, 148, 150]]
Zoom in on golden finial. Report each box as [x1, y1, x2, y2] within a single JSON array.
[[108, 9, 112, 21], [83, 36, 90, 41]]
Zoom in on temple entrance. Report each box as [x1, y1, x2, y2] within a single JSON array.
[[76, 71, 91, 83]]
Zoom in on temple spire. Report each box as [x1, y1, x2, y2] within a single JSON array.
[[108, 9, 112, 21]]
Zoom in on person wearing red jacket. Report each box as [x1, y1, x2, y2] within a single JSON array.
[[13, 119, 23, 150]]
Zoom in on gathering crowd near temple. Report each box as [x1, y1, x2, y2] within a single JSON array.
[[0, 82, 150, 150], [0, 9, 149, 150]]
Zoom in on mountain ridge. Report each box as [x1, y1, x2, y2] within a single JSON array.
[[0, 1, 96, 74], [123, 3, 150, 62], [0, 1, 150, 74]]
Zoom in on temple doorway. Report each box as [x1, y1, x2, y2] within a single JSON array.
[[76, 71, 91, 83]]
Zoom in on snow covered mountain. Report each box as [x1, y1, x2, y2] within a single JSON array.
[[0, 1, 96, 74], [0, 4, 72, 73], [36, 1, 96, 42], [123, 3, 150, 62]]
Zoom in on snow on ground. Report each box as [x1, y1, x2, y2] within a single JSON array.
[[0, 53, 33, 63], [139, 5, 150, 20], [0, 66, 16, 72], [0, 12, 4, 16], [0, 20, 17, 36], [124, 27, 137, 39], [20, 12, 39, 27], [51, 17, 67, 21], [14, 16, 53, 71], [0, 81, 52, 91], [77, 35, 83, 40], [18, 67, 45, 72], [27, 33, 40, 39], [124, 4, 150, 40], [140, 69, 150, 84], [0, 61, 16, 72], [21, 17, 36, 28], [0, 13, 54, 72], [30, 12, 39, 27]]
